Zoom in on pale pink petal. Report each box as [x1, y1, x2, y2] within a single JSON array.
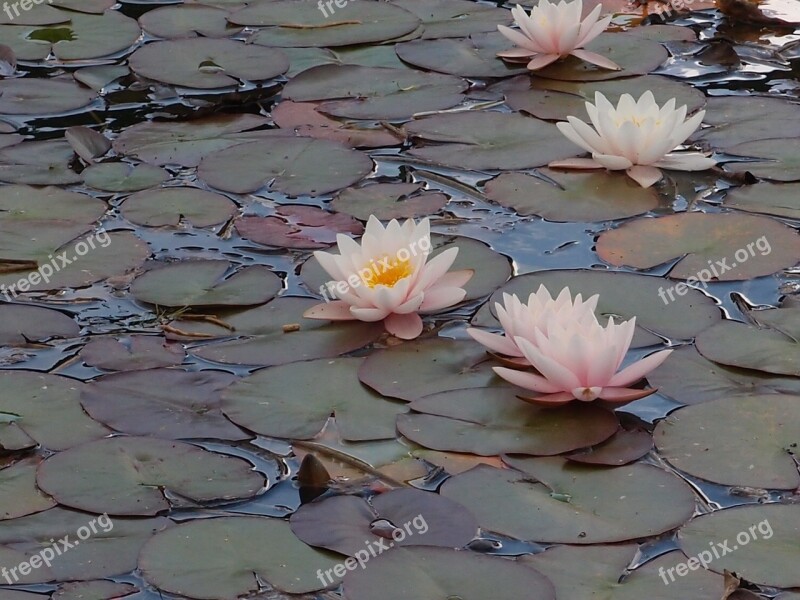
[[556, 121, 595, 154], [497, 24, 544, 53], [303, 301, 356, 321], [516, 337, 581, 391], [517, 391, 576, 406], [548, 157, 603, 169], [410, 246, 459, 296], [592, 153, 633, 170], [626, 165, 663, 188], [384, 312, 424, 340], [394, 292, 424, 314], [314, 251, 348, 282], [654, 153, 717, 171], [467, 328, 523, 357], [371, 280, 409, 311], [608, 349, 673, 387], [435, 269, 474, 288], [527, 53, 561, 70], [497, 48, 538, 58], [419, 286, 466, 312], [564, 117, 605, 154], [570, 49, 621, 70], [492, 366, 562, 393], [576, 9, 610, 46], [350, 306, 390, 322], [598, 386, 658, 402]]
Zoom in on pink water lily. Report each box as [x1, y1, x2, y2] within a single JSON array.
[[549, 91, 717, 187], [467, 286, 599, 365], [497, 1, 619, 71], [303, 216, 473, 340]]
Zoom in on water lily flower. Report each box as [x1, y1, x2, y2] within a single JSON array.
[[493, 313, 673, 405], [304, 216, 473, 340], [549, 91, 717, 188], [467, 286, 599, 365], [496, 1, 619, 71]]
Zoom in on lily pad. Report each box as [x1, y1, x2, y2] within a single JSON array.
[[139, 517, 341, 597], [80, 335, 185, 371], [331, 183, 448, 220], [282, 65, 466, 120], [235, 205, 363, 250], [654, 394, 800, 489], [0, 2, 68, 25], [81, 368, 246, 440], [53, 581, 138, 600], [724, 182, 800, 219], [484, 170, 659, 221], [723, 138, 800, 181], [83, 162, 169, 192], [0, 78, 95, 115], [131, 260, 282, 307], [139, 5, 243, 38], [73, 64, 129, 91], [0, 184, 105, 224], [678, 504, 800, 587], [283, 44, 412, 77], [198, 137, 373, 195], [236, 1, 421, 47], [391, 0, 512, 39], [0, 457, 55, 520], [596, 212, 800, 280], [406, 111, 581, 170], [749, 306, 800, 341], [695, 320, 800, 376], [397, 387, 619, 455], [37, 436, 265, 515], [441, 459, 696, 543], [0, 140, 82, 185], [0, 304, 78, 346], [343, 546, 554, 600], [290, 488, 478, 555], [471, 270, 721, 347], [65, 126, 110, 162], [222, 357, 406, 441], [564, 427, 653, 466], [120, 187, 238, 227]]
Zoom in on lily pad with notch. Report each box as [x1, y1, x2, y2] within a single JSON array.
[[0, 304, 79, 346], [120, 187, 238, 227], [331, 183, 449, 221], [0, 457, 56, 520], [0, 79, 95, 115], [139, 4, 243, 38], [235, 205, 363, 250], [83, 162, 169, 192]]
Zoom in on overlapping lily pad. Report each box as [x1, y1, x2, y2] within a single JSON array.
[[82, 163, 169, 192], [397, 387, 619, 455], [331, 183, 448, 220], [723, 138, 800, 181], [235, 205, 363, 249], [120, 187, 238, 227], [139, 517, 341, 597], [0, 457, 55, 520], [0, 79, 96, 115], [53, 581, 137, 600], [391, 0, 512, 38], [695, 320, 800, 376], [222, 357, 406, 441], [81, 369, 247, 440], [138, 5, 242, 38], [441, 459, 696, 543], [654, 394, 800, 489], [564, 426, 653, 466], [724, 182, 800, 219], [596, 213, 800, 280], [0, 304, 78, 346], [692, 95, 800, 149], [0, 140, 82, 185], [37, 436, 265, 515], [80, 335, 186, 371]]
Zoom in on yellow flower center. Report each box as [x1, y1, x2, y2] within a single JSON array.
[[362, 256, 413, 289]]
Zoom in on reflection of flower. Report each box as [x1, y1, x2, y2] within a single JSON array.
[[304, 216, 473, 340], [550, 91, 717, 188], [467, 286, 599, 364], [496, 1, 619, 71], [478, 287, 672, 405]]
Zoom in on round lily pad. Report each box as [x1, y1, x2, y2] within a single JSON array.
[[749, 306, 800, 341], [81, 368, 248, 440], [484, 170, 659, 221], [391, 0, 512, 39], [678, 504, 800, 587], [723, 138, 800, 181], [0, 78, 96, 115], [139, 5, 243, 38], [198, 137, 373, 195], [331, 183, 448, 220], [37, 436, 265, 515], [235, 205, 363, 250], [129, 38, 289, 88], [441, 459, 696, 543], [406, 112, 581, 170], [221, 357, 407, 441], [0, 140, 82, 185], [0, 457, 56, 520], [282, 65, 466, 120], [131, 260, 282, 307], [73, 64, 129, 91], [724, 182, 800, 220], [0, 184, 105, 224], [596, 212, 800, 281], [139, 517, 342, 597], [290, 488, 478, 555], [53, 581, 138, 600], [0, 304, 78, 346], [120, 187, 238, 227], [695, 320, 800, 376], [564, 426, 653, 466], [80, 335, 185, 371], [83, 162, 169, 192], [654, 394, 800, 489]]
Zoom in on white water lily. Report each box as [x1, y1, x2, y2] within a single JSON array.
[[549, 90, 717, 187], [304, 216, 473, 340], [493, 310, 673, 405], [467, 286, 599, 365], [497, 1, 619, 71]]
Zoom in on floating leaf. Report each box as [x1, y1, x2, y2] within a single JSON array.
[[139, 5, 243, 38], [65, 126, 110, 163], [331, 183, 448, 220], [80, 336, 185, 371], [724, 181, 800, 219], [53, 581, 137, 600], [0, 79, 95, 115], [564, 426, 652, 466], [0, 304, 78, 346], [693, 95, 800, 150], [723, 138, 800, 181], [73, 64, 129, 91], [235, 205, 363, 249], [83, 162, 169, 192], [120, 187, 238, 227], [0, 140, 82, 185], [695, 320, 800, 376], [391, 0, 512, 38], [0, 457, 56, 520]]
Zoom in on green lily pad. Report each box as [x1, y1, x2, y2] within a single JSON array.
[[406, 111, 581, 170], [723, 138, 800, 181], [0, 371, 109, 451], [0, 1, 69, 25], [647, 345, 800, 404], [0, 78, 95, 115], [53, 581, 138, 600], [81, 368, 248, 440], [522, 545, 725, 599], [724, 182, 800, 219], [0, 457, 56, 520], [0, 508, 172, 581], [139, 516, 341, 597], [0, 304, 78, 346], [80, 335, 186, 371], [0, 140, 82, 185], [282, 44, 412, 77], [129, 38, 289, 89], [236, 0, 421, 47], [342, 546, 555, 600], [83, 162, 169, 192], [139, 5, 243, 38], [37, 436, 265, 515], [182, 297, 383, 367], [695, 320, 800, 376], [654, 394, 800, 489], [331, 183, 448, 220], [397, 387, 619, 455], [65, 126, 110, 162], [471, 270, 721, 347], [120, 186, 238, 227], [442, 459, 696, 543], [235, 205, 363, 250], [564, 426, 653, 466], [391, 0, 512, 38], [0, 184, 105, 224], [282, 65, 466, 120], [198, 137, 373, 195], [73, 64, 129, 91], [678, 504, 800, 587], [484, 170, 659, 221], [130, 260, 281, 307], [596, 212, 800, 280], [221, 357, 406, 441], [749, 306, 800, 341]]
